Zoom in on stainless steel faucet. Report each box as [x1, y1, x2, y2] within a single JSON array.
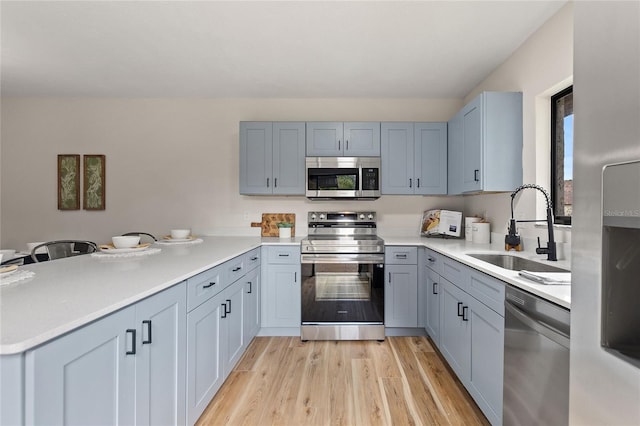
[[506, 184, 557, 261]]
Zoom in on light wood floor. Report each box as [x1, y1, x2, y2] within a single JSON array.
[[196, 336, 489, 426]]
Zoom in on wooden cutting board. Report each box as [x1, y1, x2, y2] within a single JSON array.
[[251, 213, 296, 237]]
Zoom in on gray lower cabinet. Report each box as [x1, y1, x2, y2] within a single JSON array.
[[243, 266, 261, 342], [437, 257, 504, 426], [381, 122, 447, 195], [25, 283, 186, 426], [424, 249, 443, 345], [239, 121, 305, 195], [261, 245, 301, 329], [385, 246, 418, 328]]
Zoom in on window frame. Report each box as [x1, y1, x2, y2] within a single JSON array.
[[550, 85, 573, 226]]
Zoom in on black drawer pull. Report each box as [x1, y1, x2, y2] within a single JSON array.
[[203, 281, 215, 289], [250, 256, 258, 261], [232, 266, 242, 272], [395, 254, 408, 259], [427, 257, 436, 262], [142, 320, 152, 345], [474, 169, 480, 182], [457, 302, 464, 317], [225, 299, 231, 314], [462, 306, 469, 321], [221, 304, 228, 319], [432, 282, 438, 295], [409, 178, 412, 188], [417, 178, 420, 188], [278, 253, 290, 257], [247, 281, 252, 294], [126, 329, 136, 355]]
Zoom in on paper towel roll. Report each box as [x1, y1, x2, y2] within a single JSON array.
[[465, 217, 482, 242], [472, 222, 491, 244]]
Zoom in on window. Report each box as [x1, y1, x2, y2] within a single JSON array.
[[551, 86, 573, 225]]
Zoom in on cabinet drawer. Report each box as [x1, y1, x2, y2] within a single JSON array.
[[385, 246, 418, 265], [225, 255, 246, 284], [441, 256, 469, 291], [186, 265, 225, 312], [468, 269, 505, 316], [244, 248, 261, 271], [424, 249, 442, 274], [266, 246, 300, 264]]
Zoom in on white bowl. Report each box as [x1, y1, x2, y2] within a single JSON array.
[[171, 229, 191, 239], [112, 236, 140, 249]]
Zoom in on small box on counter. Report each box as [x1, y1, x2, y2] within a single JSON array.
[[421, 209, 463, 238]]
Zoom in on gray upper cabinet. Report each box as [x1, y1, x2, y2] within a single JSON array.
[[306, 122, 380, 156], [381, 122, 447, 195], [447, 110, 464, 195], [448, 91, 523, 194], [239, 121, 305, 195]]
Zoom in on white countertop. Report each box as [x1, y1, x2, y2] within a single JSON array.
[[1, 234, 568, 355], [381, 235, 571, 310]]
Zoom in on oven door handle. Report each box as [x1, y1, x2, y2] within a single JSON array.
[[301, 253, 385, 264]]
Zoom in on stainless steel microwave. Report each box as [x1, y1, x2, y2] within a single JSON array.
[[305, 157, 381, 200]]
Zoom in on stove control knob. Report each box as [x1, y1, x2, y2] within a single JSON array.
[[319, 214, 325, 220], [310, 214, 316, 221], [359, 214, 365, 220], [368, 214, 374, 220]]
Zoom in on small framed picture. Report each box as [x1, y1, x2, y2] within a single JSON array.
[[58, 154, 80, 210], [83, 155, 105, 210]]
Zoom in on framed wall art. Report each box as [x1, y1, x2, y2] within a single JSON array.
[[57, 154, 80, 210], [83, 154, 106, 210]]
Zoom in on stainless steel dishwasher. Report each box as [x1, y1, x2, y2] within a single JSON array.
[[503, 285, 570, 426]]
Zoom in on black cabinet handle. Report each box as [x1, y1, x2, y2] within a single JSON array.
[[221, 304, 228, 319], [232, 266, 242, 272], [267, 177, 270, 188], [294, 272, 297, 283], [388, 273, 391, 283], [203, 281, 215, 289], [409, 178, 412, 188], [346, 140, 349, 150], [427, 257, 436, 262], [274, 178, 278, 188], [432, 282, 438, 295], [474, 169, 480, 182], [225, 299, 231, 315], [417, 178, 420, 188], [142, 320, 152, 345], [462, 306, 469, 321], [457, 302, 464, 317], [395, 253, 408, 259], [247, 281, 252, 294], [126, 329, 136, 355], [338, 140, 341, 151], [278, 253, 290, 257], [250, 256, 258, 261]]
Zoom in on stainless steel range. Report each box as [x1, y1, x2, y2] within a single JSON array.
[[300, 211, 385, 341]]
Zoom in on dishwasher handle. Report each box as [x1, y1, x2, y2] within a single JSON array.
[[505, 300, 570, 348]]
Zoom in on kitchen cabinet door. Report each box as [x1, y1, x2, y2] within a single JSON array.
[[343, 122, 381, 156], [222, 279, 245, 374], [459, 92, 523, 193], [447, 110, 464, 195], [186, 291, 225, 425], [381, 122, 414, 194], [385, 264, 418, 328], [439, 278, 471, 382], [425, 268, 441, 346], [468, 295, 504, 426], [272, 122, 305, 195], [263, 263, 301, 328], [25, 306, 136, 425], [240, 121, 273, 194], [414, 122, 447, 195], [135, 284, 186, 426], [243, 266, 260, 342], [306, 122, 344, 156]]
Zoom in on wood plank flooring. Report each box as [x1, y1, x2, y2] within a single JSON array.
[[196, 336, 489, 426]]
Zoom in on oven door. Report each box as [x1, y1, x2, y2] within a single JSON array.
[[301, 254, 385, 325]]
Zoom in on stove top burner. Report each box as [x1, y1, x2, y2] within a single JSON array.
[[302, 211, 383, 255]]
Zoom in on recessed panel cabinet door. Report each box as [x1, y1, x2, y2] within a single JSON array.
[[25, 306, 136, 425], [240, 122, 273, 194], [462, 96, 483, 193], [264, 264, 300, 327], [343, 122, 381, 156], [385, 264, 418, 327], [222, 280, 245, 373], [135, 284, 186, 426], [243, 267, 260, 342], [425, 268, 441, 345], [414, 122, 447, 195], [381, 123, 414, 194], [306, 122, 343, 156], [272, 122, 305, 195], [439, 279, 471, 381]]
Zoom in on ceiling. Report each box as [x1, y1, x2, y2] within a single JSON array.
[[0, 1, 566, 98]]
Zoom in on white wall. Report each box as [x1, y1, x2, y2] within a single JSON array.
[[463, 3, 574, 251], [0, 98, 464, 250], [571, 2, 640, 424]]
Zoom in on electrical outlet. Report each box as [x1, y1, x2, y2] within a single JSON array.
[[243, 211, 250, 221]]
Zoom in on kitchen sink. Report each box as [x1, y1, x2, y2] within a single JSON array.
[[467, 253, 569, 273]]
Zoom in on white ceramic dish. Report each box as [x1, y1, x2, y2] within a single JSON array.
[[170, 229, 191, 239], [99, 243, 150, 254], [112, 236, 141, 249], [162, 235, 196, 243]]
